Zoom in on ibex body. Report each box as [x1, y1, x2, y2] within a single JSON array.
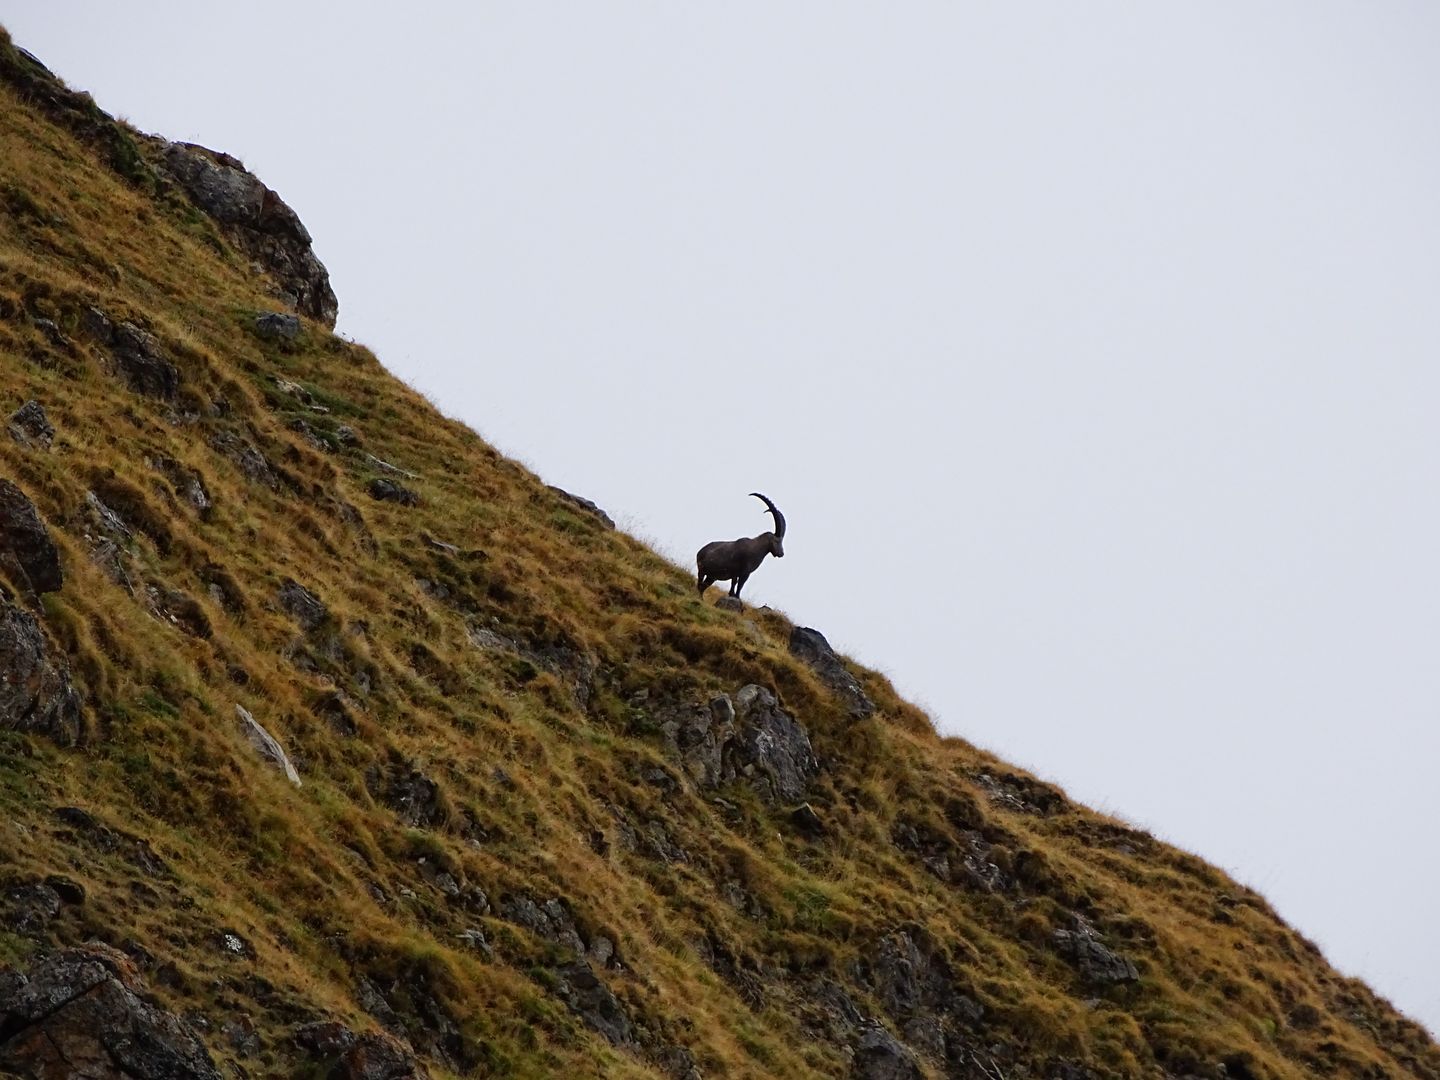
[[697, 493, 786, 599]]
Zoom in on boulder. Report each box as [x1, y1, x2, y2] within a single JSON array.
[[0, 945, 221, 1079], [158, 142, 338, 328], [0, 598, 83, 745], [365, 760, 446, 829], [789, 626, 875, 719], [7, 400, 53, 448], [714, 596, 744, 613], [235, 704, 301, 786], [0, 480, 62, 594], [211, 429, 281, 489], [852, 1020, 922, 1080], [368, 478, 420, 506], [254, 311, 302, 342], [82, 309, 181, 401]]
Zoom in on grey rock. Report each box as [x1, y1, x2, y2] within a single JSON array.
[[335, 1031, 430, 1079], [254, 311, 302, 342], [8, 400, 53, 448], [211, 429, 280, 488], [295, 1019, 358, 1059], [149, 456, 212, 517], [660, 685, 817, 804], [0, 945, 221, 1079], [852, 1020, 923, 1080], [278, 577, 329, 631], [0, 480, 63, 593], [1052, 917, 1139, 985], [546, 485, 615, 529], [5, 881, 62, 934], [500, 895, 587, 958], [235, 704, 301, 785], [552, 960, 632, 1046], [368, 477, 420, 506], [714, 596, 744, 613], [0, 598, 83, 746], [789, 626, 875, 719], [86, 316, 181, 400], [159, 141, 338, 328]]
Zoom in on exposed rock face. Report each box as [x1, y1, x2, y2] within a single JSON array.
[[551, 961, 632, 1046], [0, 480, 63, 594], [8, 400, 54, 448], [0, 945, 221, 1079], [1052, 916, 1139, 986], [546, 485, 615, 529], [789, 626, 875, 719], [852, 1020, 923, 1080], [660, 684, 817, 804], [158, 142, 338, 328], [235, 704, 301, 786], [366, 759, 446, 829], [0, 598, 83, 745], [277, 577, 330, 632], [82, 308, 181, 401], [295, 1021, 429, 1080]]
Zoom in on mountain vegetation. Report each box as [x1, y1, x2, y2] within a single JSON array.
[[0, 28, 1434, 1080]]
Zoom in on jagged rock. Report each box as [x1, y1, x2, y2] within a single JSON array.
[[0, 480, 63, 593], [552, 961, 632, 1046], [467, 623, 596, 708], [789, 626, 875, 719], [852, 1020, 923, 1080], [235, 703, 301, 786], [278, 577, 330, 631], [0, 944, 221, 1079], [211, 429, 280, 488], [82, 310, 181, 400], [500, 895, 587, 958], [254, 311, 302, 342], [368, 477, 419, 506], [714, 596, 744, 613], [5, 881, 62, 934], [149, 455, 212, 517], [32, 317, 72, 352], [1052, 916, 1139, 986], [8, 400, 53, 448], [158, 141, 338, 328], [366, 760, 446, 829], [0, 598, 83, 746], [546, 485, 615, 529], [335, 1031, 429, 1079], [659, 685, 817, 804], [295, 1019, 357, 1058], [973, 770, 1067, 816]]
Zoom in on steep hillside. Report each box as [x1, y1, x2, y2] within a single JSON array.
[[0, 30, 1435, 1080]]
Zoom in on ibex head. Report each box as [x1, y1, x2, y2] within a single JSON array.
[[750, 492, 786, 557]]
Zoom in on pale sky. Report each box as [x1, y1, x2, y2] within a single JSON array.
[[7, 3, 1438, 1036]]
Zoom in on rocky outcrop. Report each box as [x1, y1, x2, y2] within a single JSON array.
[[1052, 915, 1140, 986], [546, 485, 615, 530], [157, 142, 338, 328], [789, 626, 875, 719], [660, 684, 817, 805], [235, 704, 301, 785], [852, 1020, 923, 1080], [551, 961, 633, 1046], [0, 480, 63, 594], [82, 308, 181, 401], [7, 400, 54, 448], [0, 944, 221, 1079], [0, 598, 83, 745], [294, 1021, 429, 1080]]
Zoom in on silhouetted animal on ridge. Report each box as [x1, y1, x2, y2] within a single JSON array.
[[696, 493, 786, 600]]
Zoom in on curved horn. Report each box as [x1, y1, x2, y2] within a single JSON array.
[[749, 492, 785, 539]]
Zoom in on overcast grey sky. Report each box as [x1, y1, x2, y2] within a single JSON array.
[[7, 3, 1438, 1035]]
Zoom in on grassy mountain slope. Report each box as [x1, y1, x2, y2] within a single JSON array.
[[0, 29, 1434, 1080]]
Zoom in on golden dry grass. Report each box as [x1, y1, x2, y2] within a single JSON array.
[[0, 28, 1435, 1079]]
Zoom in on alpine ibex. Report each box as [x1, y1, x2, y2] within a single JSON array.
[[697, 493, 786, 599]]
